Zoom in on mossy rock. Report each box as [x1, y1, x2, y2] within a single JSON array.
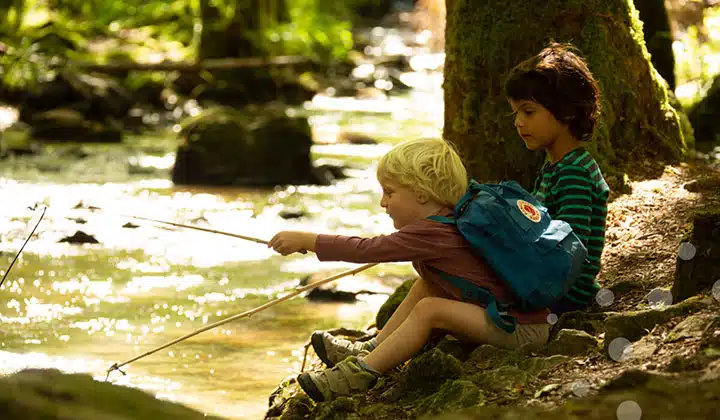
[[0, 368, 224, 420], [172, 106, 323, 186], [433, 337, 482, 363], [546, 329, 600, 356], [443, 0, 689, 187], [467, 365, 531, 393], [700, 316, 720, 352], [312, 397, 360, 420], [429, 369, 720, 419], [375, 278, 416, 330], [415, 380, 483, 418], [672, 209, 720, 302], [275, 394, 312, 420], [0, 121, 39, 157], [401, 349, 464, 396], [29, 108, 123, 143], [551, 311, 610, 338], [463, 345, 522, 372], [603, 295, 713, 352], [664, 313, 714, 343]]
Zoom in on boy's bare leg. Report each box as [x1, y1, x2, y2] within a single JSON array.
[[364, 297, 491, 374], [375, 277, 443, 344]]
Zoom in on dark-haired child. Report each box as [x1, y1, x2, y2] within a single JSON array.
[[504, 43, 610, 315]]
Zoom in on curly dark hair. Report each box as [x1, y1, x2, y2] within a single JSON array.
[[504, 42, 601, 142]]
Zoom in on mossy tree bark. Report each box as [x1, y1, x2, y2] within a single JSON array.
[[443, 0, 692, 189], [634, 0, 676, 90]]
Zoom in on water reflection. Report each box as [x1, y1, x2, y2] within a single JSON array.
[[0, 50, 442, 419]]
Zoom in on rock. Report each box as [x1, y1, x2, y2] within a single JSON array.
[[266, 376, 309, 420], [61, 72, 133, 119], [375, 278, 415, 329], [0, 121, 40, 157], [603, 295, 713, 352], [337, 132, 378, 145], [172, 107, 324, 186], [433, 337, 482, 363], [59, 231, 99, 244], [122, 222, 140, 229], [30, 108, 123, 143], [430, 371, 720, 419], [600, 368, 658, 391], [19, 71, 132, 124], [700, 316, 720, 351], [402, 348, 463, 395], [278, 209, 307, 220], [665, 314, 714, 343], [312, 396, 359, 419], [305, 288, 358, 303], [464, 345, 518, 371], [300, 274, 387, 303], [314, 158, 350, 181], [626, 336, 658, 361], [672, 209, 720, 302], [546, 329, 599, 356], [0, 368, 223, 420], [468, 365, 530, 394], [701, 359, 720, 381], [415, 380, 483, 417], [551, 311, 610, 338], [665, 353, 709, 372], [683, 176, 720, 193]]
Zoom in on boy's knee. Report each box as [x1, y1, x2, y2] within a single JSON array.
[[412, 297, 442, 323]]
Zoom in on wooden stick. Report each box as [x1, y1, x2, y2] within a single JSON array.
[[123, 214, 269, 245], [105, 262, 378, 379]]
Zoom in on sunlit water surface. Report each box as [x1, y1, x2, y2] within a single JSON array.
[[0, 59, 443, 419]]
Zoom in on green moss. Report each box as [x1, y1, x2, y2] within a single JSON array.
[[0, 369, 223, 420], [430, 372, 720, 419], [403, 349, 464, 396], [375, 278, 415, 329], [415, 380, 483, 417]]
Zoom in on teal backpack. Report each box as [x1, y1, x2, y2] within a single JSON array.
[[428, 180, 587, 333]]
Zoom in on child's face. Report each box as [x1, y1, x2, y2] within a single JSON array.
[[378, 178, 427, 229], [508, 99, 569, 151]]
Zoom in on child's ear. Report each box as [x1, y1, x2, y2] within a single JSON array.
[[416, 192, 430, 204]]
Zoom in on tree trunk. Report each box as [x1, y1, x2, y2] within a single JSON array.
[[199, 0, 290, 60], [689, 73, 720, 144], [199, 0, 261, 60], [635, 0, 676, 90], [443, 0, 692, 189]]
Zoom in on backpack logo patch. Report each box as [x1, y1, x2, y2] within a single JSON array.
[[517, 200, 541, 223]]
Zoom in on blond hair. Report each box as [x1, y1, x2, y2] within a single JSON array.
[[377, 138, 468, 207]]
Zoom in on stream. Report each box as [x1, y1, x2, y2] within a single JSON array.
[[0, 41, 444, 419]]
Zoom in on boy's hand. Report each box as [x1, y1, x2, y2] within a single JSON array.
[[269, 231, 317, 256]]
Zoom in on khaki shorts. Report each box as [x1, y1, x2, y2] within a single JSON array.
[[482, 311, 551, 350]]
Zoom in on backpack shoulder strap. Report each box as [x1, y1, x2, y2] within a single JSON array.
[[427, 215, 456, 224], [428, 268, 518, 333]]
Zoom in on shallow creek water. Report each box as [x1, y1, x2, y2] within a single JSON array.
[[0, 65, 444, 418]]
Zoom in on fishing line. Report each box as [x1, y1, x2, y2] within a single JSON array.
[[0, 205, 46, 289], [105, 262, 377, 380]]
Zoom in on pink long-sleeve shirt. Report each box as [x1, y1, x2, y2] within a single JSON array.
[[314, 211, 550, 324]]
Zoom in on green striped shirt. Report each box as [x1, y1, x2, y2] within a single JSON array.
[[533, 148, 610, 306]]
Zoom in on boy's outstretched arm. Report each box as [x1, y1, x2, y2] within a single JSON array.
[[269, 231, 318, 255]]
